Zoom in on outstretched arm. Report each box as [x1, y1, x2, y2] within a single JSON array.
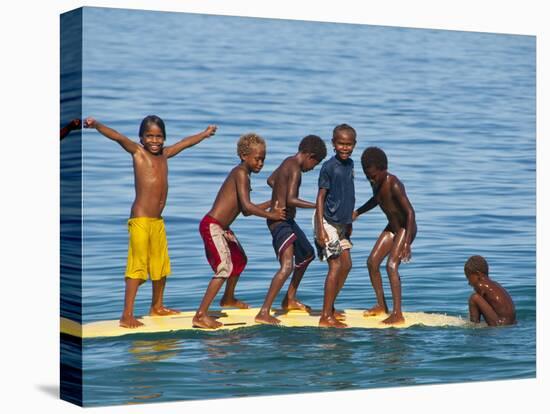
[[353, 196, 378, 220], [287, 168, 316, 209], [84, 117, 140, 154], [60, 119, 81, 140], [163, 125, 217, 158], [392, 179, 416, 260], [235, 169, 286, 220]]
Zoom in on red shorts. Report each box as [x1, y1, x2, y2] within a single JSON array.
[[199, 215, 247, 278]]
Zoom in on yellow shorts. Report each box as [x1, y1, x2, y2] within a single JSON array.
[[125, 217, 171, 281]]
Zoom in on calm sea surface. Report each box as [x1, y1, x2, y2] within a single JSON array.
[[61, 8, 535, 407]]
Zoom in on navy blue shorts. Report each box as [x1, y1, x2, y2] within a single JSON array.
[[269, 219, 314, 268]]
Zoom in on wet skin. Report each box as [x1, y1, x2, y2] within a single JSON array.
[[467, 271, 516, 326], [354, 164, 416, 325], [255, 152, 320, 326], [84, 117, 217, 328], [193, 144, 287, 329], [316, 130, 356, 328]]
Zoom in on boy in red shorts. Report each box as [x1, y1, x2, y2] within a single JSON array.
[[193, 133, 286, 329]]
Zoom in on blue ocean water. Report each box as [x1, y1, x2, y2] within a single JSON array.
[[61, 8, 535, 407]]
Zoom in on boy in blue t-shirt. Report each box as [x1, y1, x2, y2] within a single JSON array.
[[314, 124, 356, 328]]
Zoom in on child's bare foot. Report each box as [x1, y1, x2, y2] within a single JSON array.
[[119, 315, 144, 329], [220, 297, 249, 309], [382, 312, 405, 325], [255, 311, 281, 326], [150, 306, 180, 316], [281, 298, 311, 313], [319, 316, 348, 329], [363, 304, 388, 317], [334, 310, 346, 320], [192, 313, 223, 329]]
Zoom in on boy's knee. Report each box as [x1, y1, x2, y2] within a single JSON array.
[[469, 293, 480, 304], [279, 259, 294, 276], [386, 259, 399, 274], [343, 257, 352, 273], [367, 256, 377, 271]]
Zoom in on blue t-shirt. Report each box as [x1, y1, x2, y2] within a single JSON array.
[[318, 155, 355, 224]]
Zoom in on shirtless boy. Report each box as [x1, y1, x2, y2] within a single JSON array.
[[193, 133, 286, 329], [84, 115, 217, 328], [255, 135, 327, 325], [353, 146, 416, 325], [464, 255, 516, 326], [315, 124, 357, 328]]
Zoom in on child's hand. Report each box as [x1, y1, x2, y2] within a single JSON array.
[[270, 200, 287, 221], [352, 210, 359, 221], [69, 119, 82, 130], [204, 125, 217, 137], [84, 117, 97, 129], [401, 243, 412, 262], [316, 228, 329, 248]]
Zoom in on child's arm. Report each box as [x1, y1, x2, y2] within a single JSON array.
[[60, 119, 81, 140], [392, 180, 416, 260], [353, 196, 378, 220], [235, 169, 286, 220], [256, 200, 272, 210], [287, 168, 315, 209], [163, 125, 217, 158], [84, 117, 140, 154], [315, 188, 329, 247]]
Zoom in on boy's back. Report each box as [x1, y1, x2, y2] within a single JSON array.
[[208, 164, 250, 228], [268, 156, 301, 224], [476, 278, 516, 324]]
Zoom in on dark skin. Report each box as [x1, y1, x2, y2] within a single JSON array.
[[466, 271, 516, 326], [60, 118, 81, 140], [354, 165, 416, 325], [192, 144, 287, 329], [84, 117, 217, 328], [255, 152, 321, 326], [316, 130, 356, 328]]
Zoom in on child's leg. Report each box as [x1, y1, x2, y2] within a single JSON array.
[[150, 277, 180, 316], [256, 247, 295, 325], [120, 277, 145, 328], [382, 228, 406, 325], [364, 231, 394, 316], [220, 276, 249, 309], [282, 262, 311, 312], [319, 256, 347, 328], [468, 293, 500, 326], [332, 249, 352, 318], [193, 277, 226, 329]]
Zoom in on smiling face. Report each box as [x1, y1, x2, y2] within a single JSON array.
[[140, 123, 165, 155], [241, 144, 266, 173], [332, 130, 356, 160]]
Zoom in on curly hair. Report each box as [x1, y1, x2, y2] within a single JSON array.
[[361, 146, 388, 172], [333, 123, 357, 139], [298, 135, 327, 162], [237, 133, 266, 158], [464, 255, 489, 276]]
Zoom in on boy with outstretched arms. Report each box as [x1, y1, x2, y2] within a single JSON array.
[[464, 255, 516, 326], [193, 133, 286, 329], [353, 146, 416, 325], [84, 115, 217, 328], [255, 135, 327, 325], [315, 124, 357, 328]]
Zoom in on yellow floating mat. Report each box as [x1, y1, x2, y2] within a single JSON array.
[[60, 308, 468, 339]]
